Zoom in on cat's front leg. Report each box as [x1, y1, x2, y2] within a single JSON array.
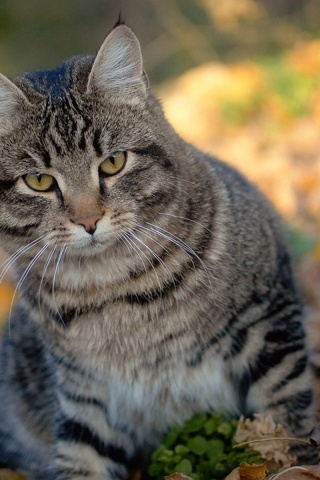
[[52, 436, 128, 480], [247, 381, 317, 463], [51, 399, 136, 480], [238, 342, 318, 463]]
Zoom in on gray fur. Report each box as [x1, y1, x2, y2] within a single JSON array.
[[0, 24, 317, 479]]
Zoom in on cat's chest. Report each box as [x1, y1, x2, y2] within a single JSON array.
[[80, 352, 238, 447]]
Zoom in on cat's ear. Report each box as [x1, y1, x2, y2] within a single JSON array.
[[0, 73, 31, 133], [86, 24, 148, 104], [0, 73, 30, 115]]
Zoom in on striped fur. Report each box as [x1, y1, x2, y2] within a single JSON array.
[[0, 24, 317, 479]]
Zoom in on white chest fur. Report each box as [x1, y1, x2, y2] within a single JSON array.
[[102, 355, 238, 447]]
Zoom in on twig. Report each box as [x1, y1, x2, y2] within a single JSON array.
[[234, 436, 314, 449], [268, 466, 308, 480]]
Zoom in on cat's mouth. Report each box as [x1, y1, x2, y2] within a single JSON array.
[[66, 234, 113, 257]]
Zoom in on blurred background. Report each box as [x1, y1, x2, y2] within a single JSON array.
[[0, 0, 319, 358]]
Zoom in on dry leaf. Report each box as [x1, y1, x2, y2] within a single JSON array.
[[239, 463, 267, 478], [225, 462, 267, 480], [267, 465, 320, 480], [234, 414, 296, 470], [165, 473, 193, 480], [0, 469, 27, 480], [224, 467, 241, 480]]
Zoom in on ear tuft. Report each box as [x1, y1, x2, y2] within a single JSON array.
[[113, 12, 126, 29], [87, 25, 147, 104]]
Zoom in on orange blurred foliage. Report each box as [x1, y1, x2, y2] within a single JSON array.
[[288, 40, 320, 75], [160, 42, 320, 234], [0, 282, 15, 326]]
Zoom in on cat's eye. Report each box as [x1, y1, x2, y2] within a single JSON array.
[[23, 173, 55, 192], [99, 152, 127, 176]]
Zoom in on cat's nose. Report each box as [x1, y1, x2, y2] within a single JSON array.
[[71, 213, 103, 235]]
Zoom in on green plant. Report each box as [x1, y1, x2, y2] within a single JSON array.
[[148, 412, 261, 480], [260, 56, 318, 119]]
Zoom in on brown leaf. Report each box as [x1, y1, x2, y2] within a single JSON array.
[[225, 463, 267, 480], [165, 474, 193, 480], [239, 463, 267, 478]]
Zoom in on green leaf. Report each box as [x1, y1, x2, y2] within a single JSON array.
[[217, 422, 233, 438], [174, 444, 190, 455], [214, 462, 227, 473], [163, 426, 181, 448], [172, 455, 182, 463], [148, 463, 163, 477], [164, 465, 176, 475], [182, 413, 207, 434], [190, 474, 201, 480], [151, 447, 174, 462], [206, 439, 225, 457], [187, 435, 208, 456], [175, 459, 193, 475], [203, 416, 220, 436]]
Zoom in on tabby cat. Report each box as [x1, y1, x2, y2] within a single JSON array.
[[0, 22, 317, 480]]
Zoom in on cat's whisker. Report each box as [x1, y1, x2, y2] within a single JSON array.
[[138, 219, 217, 304], [157, 211, 234, 264], [144, 222, 215, 286], [17, 244, 50, 290], [119, 233, 151, 289], [142, 223, 195, 270], [121, 232, 148, 275], [126, 230, 163, 292], [134, 227, 211, 294], [133, 224, 178, 289], [158, 212, 218, 238], [134, 224, 172, 258], [8, 243, 50, 335], [0, 235, 46, 284], [60, 245, 69, 289], [128, 228, 176, 287], [134, 222, 196, 282], [51, 245, 67, 328], [38, 246, 58, 320]]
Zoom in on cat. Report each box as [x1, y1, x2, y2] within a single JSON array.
[[0, 21, 317, 480]]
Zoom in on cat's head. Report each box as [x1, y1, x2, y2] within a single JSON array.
[[0, 24, 180, 260]]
